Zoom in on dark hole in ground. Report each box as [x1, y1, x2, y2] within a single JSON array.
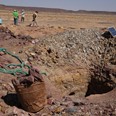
[[85, 65, 115, 97], [85, 78, 113, 97], [1, 93, 22, 109]]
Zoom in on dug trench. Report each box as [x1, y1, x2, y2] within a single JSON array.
[[0, 26, 116, 115]]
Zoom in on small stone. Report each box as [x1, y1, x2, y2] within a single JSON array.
[[32, 40, 35, 44], [30, 52, 36, 56], [52, 106, 64, 113], [47, 98, 55, 105], [65, 106, 76, 113]]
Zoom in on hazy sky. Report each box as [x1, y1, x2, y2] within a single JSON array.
[[0, 0, 116, 12]]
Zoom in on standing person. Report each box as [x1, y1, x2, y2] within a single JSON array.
[[30, 11, 38, 26], [13, 10, 19, 25], [0, 18, 2, 25], [21, 9, 25, 22]]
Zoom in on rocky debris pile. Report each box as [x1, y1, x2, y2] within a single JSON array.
[[0, 26, 116, 115], [27, 28, 116, 94], [28, 28, 115, 68]]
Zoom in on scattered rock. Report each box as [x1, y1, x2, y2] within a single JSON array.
[[0, 26, 115, 115]]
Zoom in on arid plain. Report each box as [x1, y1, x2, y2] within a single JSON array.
[[1, 9, 116, 38], [0, 6, 116, 115]]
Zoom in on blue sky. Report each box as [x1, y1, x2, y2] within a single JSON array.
[[0, 0, 116, 12]]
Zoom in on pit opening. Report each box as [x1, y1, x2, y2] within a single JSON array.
[[85, 65, 115, 97]]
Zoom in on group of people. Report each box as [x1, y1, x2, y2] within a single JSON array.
[[13, 9, 38, 26]]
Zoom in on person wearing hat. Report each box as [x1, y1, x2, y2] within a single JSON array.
[[13, 10, 19, 25]]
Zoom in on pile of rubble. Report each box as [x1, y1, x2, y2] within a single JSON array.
[[0, 26, 115, 115], [28, 28, 116, 95]]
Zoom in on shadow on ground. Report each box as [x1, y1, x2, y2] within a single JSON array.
[[1, 93, 22, 109]]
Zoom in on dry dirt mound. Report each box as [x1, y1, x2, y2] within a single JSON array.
[[27, 28, 115, 96], [0, 26, 115, 116]]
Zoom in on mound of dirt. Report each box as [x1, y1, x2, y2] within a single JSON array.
[[26, 28, 115, 96], [0, 26, 115, 115]]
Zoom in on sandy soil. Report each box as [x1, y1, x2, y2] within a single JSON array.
[[1, 10, 116, 38]]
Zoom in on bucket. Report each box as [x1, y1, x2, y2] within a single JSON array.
[[13, 81, 47, 113], [0, 18, 2, 25]]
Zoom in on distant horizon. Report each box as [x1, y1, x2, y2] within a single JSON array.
[[0, 0, 116, 12], [1, 4, 116, 13]]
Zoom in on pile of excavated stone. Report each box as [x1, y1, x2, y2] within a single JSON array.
[[31, 28, 115, 67], [0, 26, 115, 115], [28, 28, 116, 95]]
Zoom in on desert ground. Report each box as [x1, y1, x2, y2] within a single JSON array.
[[1, 9, 116, 38], [0, 8, 116, 116]]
